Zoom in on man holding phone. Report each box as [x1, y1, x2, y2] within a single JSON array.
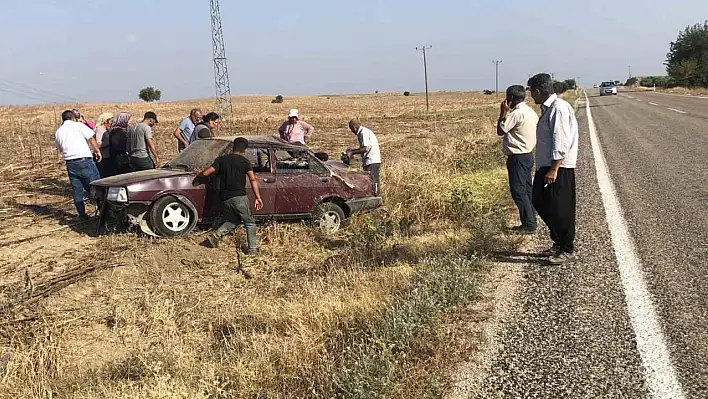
[[497, 85, 539, 234]]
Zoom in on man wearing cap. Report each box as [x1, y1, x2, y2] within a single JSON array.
[[278, 109, 314, 145], [127, 111, 160, 171]]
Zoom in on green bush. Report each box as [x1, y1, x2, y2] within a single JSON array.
[[403, 91, 411, 96], [272, 95, 284, 104]]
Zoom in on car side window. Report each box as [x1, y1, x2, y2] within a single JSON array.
[[275, 149, 327, 173], [244, 148, 271, 173]]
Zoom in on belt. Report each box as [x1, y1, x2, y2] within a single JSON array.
[[65, 157, 93, 162]]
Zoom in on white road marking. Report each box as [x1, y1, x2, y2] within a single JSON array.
[[649, 102, 659, 106], [636, 99, 642, 102], [627, 96, 635, 99], [585, 91, 685, 399], [667, 108, 687, 114]]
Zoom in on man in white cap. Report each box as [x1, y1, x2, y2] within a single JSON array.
[[278, 109, 314, 145]]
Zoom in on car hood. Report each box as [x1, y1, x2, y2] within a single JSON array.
[[91, 169, 194, 187]]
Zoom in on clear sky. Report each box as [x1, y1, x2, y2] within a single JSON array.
[[1, 0, 706, 105]]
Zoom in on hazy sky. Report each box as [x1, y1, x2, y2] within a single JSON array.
[[0, 0, 706, 105]]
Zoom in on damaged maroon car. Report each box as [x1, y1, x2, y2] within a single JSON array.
[[90, 136, 382, 237]]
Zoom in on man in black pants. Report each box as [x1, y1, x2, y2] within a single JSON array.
[[527, 73, 579, 264], [196, 137, 264, 255], [497, 85, 540, 234]]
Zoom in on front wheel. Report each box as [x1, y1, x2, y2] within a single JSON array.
[[313, 202, 346, 235], [149, 196, 194, 237]]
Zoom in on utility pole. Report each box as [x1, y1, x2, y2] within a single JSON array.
[[628, 65, 632, 79], [492, 60, 502, 94], [210, 0, 233, 125], [416, 45, 432, 111]]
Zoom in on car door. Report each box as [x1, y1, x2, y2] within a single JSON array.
[[245, 146, 276, 217], [272, 148, 332, 215]]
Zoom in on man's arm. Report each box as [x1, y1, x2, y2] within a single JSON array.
[[197, 166, 216, 177], [146, 139, 159, 167], [302, 121, 314, 138], [174, 128, 188, 147], [247, 170, 264, 210], [88, 137, 102, 162], [544, 107, 572, 185]]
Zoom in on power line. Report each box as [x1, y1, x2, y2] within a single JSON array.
[[416, 45, 432, 112], [0, 79, 81, 104]]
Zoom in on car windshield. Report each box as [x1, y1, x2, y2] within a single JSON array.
[[164, 140, 232, 171], [601, 82, 614, 87]]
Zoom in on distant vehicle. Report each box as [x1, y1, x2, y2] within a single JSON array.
[[593, 84, 600, 88], [90, 136, 382, 237], [599, 81, 618, 96]]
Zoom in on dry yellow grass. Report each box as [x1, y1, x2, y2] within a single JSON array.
[[0, 91, 514, 398]]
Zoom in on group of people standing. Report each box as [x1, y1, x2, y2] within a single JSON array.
[[497, 73, 579, 265]]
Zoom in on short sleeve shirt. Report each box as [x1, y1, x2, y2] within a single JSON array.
[[212, 154, 253, 200], [127, 122, 153, 158], [178, 118, 196, 150], [55, 120, 96, 160], [356, 126, 381, 166]]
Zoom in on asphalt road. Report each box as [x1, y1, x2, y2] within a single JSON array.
[[479, 89, 708, 398]]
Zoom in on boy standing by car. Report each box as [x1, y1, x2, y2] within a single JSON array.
[[196, 137, 263, 255]]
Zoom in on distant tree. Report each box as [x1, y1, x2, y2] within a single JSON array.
[[375, 90, 379, 94], [139, 87, 161, 102], [614, 80, 620, 86], [553, 81, 569, 94], [272, 95, 284, 104], [403, 91, 411, 96], [666, 21, 708, 87], [563, 79, 577, 90], [625, 77, 638, 86]]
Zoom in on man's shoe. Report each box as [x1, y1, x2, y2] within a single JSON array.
[[78, 214, 90, 222], [510, 225, 537, 235], [548, 251, 577, 265], [540, 244, 562, 257], [206, 234, 220, 249]]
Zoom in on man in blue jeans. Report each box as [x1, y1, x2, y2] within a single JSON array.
[[497, 85, 540, 234], [196, 137, 264, 255], [55, 110, 103, 220]]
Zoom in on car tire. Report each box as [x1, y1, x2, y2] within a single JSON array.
[[149, 195, 194, 237], [313, 202, 346, 235]]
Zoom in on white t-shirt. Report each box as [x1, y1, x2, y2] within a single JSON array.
[[357, 126, 381, 166], [55, 120, 96, 160]]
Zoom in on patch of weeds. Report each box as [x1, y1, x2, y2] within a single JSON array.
[[452, 141, 504, 173], [311, 254, 481, 398]]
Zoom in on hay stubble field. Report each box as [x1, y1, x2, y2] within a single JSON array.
[[0, 91, 520, 398]]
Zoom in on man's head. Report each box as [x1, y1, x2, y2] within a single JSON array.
[[189, 108, 202, 124], [232, 137, 248, 153], [527, 73, 554, 105], [505, 85, 526, 107], [288, 109, 299, 124], [143, 111, 158, 127], [203, 112, 221, 129], [61, 110, 76, 122], [348, 118, 361, 134]]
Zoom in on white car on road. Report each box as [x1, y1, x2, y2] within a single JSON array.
[[599, 81, 618, 96]]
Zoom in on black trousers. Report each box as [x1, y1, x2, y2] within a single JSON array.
[[506, 153, 537, 228], [532, 167, 576, 253]]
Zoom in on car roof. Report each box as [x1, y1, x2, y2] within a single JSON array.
[[210, 135, 308, 151]]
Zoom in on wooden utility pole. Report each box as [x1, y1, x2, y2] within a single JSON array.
[[416, 45, 432, 111]]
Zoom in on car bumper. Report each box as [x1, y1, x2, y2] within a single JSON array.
[[346, 196, 383, 214]]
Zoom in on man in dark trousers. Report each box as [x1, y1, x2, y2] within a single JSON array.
[[497, 85, 539, 234], [196, 137, 263, 255], [527, 73, 579, 264]]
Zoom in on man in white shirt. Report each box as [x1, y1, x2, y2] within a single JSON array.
[[527, 73, 579, 264], [55, 110, 103, 220], [497, 85, 540, 234], [347, 118, 382, 195]]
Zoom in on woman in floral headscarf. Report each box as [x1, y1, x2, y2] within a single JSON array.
[[102, 112, 132, 177]]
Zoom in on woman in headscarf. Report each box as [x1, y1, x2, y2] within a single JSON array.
[[94, 113, 114, 177], [103, 112, 132, 177]]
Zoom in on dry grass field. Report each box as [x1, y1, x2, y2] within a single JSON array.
[[0, 91, 520, 398]]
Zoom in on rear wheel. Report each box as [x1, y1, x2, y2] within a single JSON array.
[[313, 202, 346, 235], [150, 196, 194, 237]]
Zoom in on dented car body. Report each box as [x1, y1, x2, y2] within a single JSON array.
[[90, 136, 382, 237]]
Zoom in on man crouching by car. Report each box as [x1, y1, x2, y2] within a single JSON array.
[[196, 137, 263, 255]]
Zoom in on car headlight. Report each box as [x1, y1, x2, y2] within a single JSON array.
[[107, 187, 128, 203]]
